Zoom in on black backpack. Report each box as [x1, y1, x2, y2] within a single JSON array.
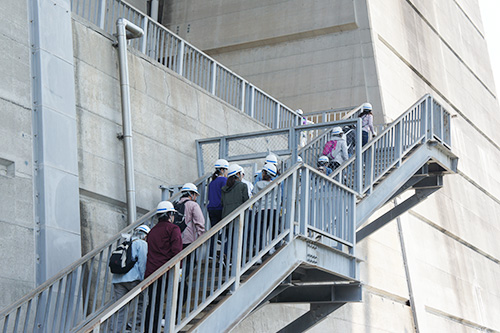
[[172, 200, 188, 232], [108, 240, 137, 274]]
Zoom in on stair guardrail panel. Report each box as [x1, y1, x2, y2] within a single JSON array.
[[0, 174, 211, 333], [330, 94, 452, 195], [70, 0, 302, 130], [77, 163, 357, 333]]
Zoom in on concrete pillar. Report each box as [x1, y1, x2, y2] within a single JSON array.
[[29, 0, 81, 284]]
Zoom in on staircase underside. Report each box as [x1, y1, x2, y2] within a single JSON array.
[[356, 141, 458, 240], [188, 236, 360, 333]]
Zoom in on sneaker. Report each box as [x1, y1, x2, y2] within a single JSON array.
[[269, 247, 276, 255], [256, 258, 262, 265]]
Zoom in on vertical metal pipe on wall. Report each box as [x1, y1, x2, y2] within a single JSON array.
[[116, 18, 144, 224]]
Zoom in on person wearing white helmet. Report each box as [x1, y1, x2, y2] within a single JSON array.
[[317, 155, 333, 176], [145, 201, 183, 331], [254, 153, 279, 185], [322, 127, 349, 170], [252, 163, 280, 256], [112, 224, 150, 330], [359, 102, 376, 145], [208, 159, 229, 230], [221, 164, 249, 219], [177, 183, 205, 249]]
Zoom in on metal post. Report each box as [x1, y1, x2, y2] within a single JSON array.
[[177, 40, 185, 76], [355, 118, 363, 194], [249, 86, 255, 118], [299, 168, 310, 235], [240, 81, 246, 112], [211, 61, 217, 95], [97, 0, 107, 29], [116, 18, 144, 224], [274, 103, 280, 129], [140, 17, 148, 54], [150, 0, 159, 21]]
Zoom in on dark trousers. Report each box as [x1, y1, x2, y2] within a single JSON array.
[[145, 276, 165, 332]]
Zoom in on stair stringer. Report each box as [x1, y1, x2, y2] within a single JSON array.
[[356, 142, 458, 229], [189, 236, 359, 333]]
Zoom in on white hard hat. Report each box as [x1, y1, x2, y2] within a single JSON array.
[[297, 156, 303, 162], [181, 182, 199, 195], [362, 102, 372, 111], [214, 159, 229, 169], [262, 163, 277, 177], [156, 201, 176, 215], [227, 164, 243, 177], [332, 127, 343, 135], [318, 155, 329, 163], [265, 154, 278, 165], [135, 224, 150, 234], [296, 109, 304, 115]]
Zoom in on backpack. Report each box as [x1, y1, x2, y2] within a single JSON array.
[[108, 240, 137, 274], [172, 200, 188, 232], [322, 140, 337, 156]]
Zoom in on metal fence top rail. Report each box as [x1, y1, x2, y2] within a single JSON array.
[[196, 119, 360, 145]]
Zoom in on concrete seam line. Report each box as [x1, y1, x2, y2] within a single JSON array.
[[408, 211, 500, 265], [378, 35, 500, 153]]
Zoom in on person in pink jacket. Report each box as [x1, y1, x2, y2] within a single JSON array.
[[177, 182, 206, 248]]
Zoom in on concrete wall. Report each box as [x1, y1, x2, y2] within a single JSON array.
[[164, 0, 500, 331], [72, 17, 269, 260], [162, 0, 384, 121], [0, 0, 36, 307], [368, 0, 500, 330]]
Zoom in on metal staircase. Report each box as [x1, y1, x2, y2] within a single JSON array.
[[0, 94, 457, 332]]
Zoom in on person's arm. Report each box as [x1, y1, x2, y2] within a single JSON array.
[[191, 203, 206, 237], [135, 240, 148, 280], [341, 141, 349, 160], [171, 227, 183, 256], [368, 114, 376, 135]]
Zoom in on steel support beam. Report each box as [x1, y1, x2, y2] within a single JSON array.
[[277, 303, 345, 333], [357, 187, 440, 242], [270, 283, 362, 303]]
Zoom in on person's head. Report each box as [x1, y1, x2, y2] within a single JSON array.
[[226, 164, 243, 187], [262, 163, 277, 181], [212, 159, 229, 180], [318, 166, 326, 174], [360, 102, 373, 117], [227, 164, 243, 179], [332, 126, 343, 137], [265, 154, 278, 167], [181, 182, 199, 201], [133, 224, 150, 240], [318, 155, 329, 168], [156, 200, 176, 222]]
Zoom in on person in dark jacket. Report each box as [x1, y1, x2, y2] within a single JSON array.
[[207, 159, 229, 228], [221, 164, 250, 218], [145, 201, 183, 332]]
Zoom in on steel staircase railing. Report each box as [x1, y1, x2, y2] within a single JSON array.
[[0, 173, 212, 333], [76, 163, 357, 332], [315, 94, 452, 194]]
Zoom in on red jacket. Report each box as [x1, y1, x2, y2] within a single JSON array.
[[145, 221, 183, 278]]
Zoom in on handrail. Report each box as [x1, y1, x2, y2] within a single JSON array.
[[77, 163, 357, 332], [70, 0, 302, 130], [329, 94, 452, 194], [0, 172, 212, 332]]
